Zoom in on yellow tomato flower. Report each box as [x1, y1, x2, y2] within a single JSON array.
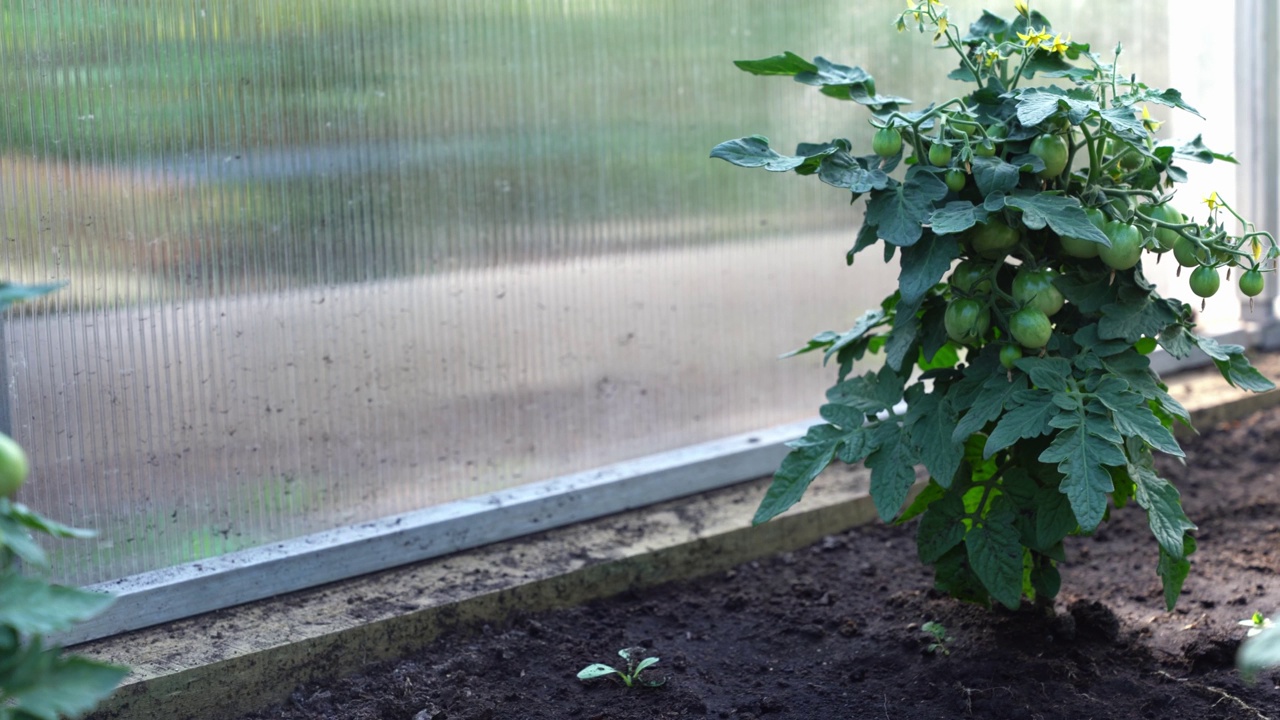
[[984, 48, 1003, 67], [933, 16, 950, 42], [1017, 27, 1053, 48], [1014, 0, 1029, 16], [1141, 105, 1163, 132], [1046, 33, 1070, 55], [1203, 191, 1221, 212], [1252, 237, 1263, 262]]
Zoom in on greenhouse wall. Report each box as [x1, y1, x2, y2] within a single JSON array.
[[0, 1, 1259, 600]]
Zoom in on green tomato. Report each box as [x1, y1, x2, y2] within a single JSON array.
[[1189, 265, 1221, 298], [950, 118, 981, 137], [999, 344, 1023, 370], [1029, 134, 1069, 179], [1059, 208, 1106, 258], [944, 169, 966, 192], [873, 127, 903, 158], [972, 139, 997, 157], [1240, 268, 1266, 297], [971, 220, 1019, 259], [950, 260, 993, 294], [1098, 221, 1143, 270], [0, 432, 29, 498], [928, 142, 953, 167], [1012, 267, 1065, 317], [1173, 237, 1207, 268], [1009, 307, 1053, 349], [1138, 203, 1184, 251], [1118, 149, 1146, 172], [944, 298, 990, 345]]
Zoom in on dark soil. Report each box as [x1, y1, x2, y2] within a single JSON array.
[[241, 405, 1280, 720]]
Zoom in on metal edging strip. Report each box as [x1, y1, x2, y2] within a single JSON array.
[[59, 418, 818, 646]]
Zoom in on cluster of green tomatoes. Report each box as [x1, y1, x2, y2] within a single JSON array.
[[871, 119, 1268, 366]]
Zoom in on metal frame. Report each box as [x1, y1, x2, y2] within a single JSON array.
[[1236, 0, 1280, 348], [60, 419, 811, 646]]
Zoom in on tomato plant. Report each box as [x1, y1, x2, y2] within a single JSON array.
[[713, 1, 1278, 612]]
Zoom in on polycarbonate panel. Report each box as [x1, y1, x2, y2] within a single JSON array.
[[0, 1, 1196, 586]]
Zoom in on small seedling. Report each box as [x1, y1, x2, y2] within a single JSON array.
[[921, 621, 953, 656], [1238, 611, 1275, 638], [577, 647, 665, 687]]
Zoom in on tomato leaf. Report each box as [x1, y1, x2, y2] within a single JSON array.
[[732, 52, 818, 76], [984, 389, 1058, 458], [1193, 335, 1277, 392], [952, 373, 1029, 443], [970, 156, 1021, 196], [1014, 87, 1097, 127], [917, 493, 966, 562], [1099, 291, 1179, 343], [865, 167, 949, 247], [929, 201, 988, 236], [1127, 445, 1196, 558], [826, 363, 905, 414], [966, 504, 1025, 610], [0, 573, 115, 634], [1157, 535, 1196, 611], [865, 423, 919, 521], [781, 307, 889, 363], [4, 652, 129, 720], [1005, 192, 1109, 244], [899, 233, 960, 305], [1117, 87, 1202, 118], [885, 294, 923, 372], [710, 135, 838, 173], [1034, 487, 1079, 550], [903, 385, 964, 487], [753, 428, 841, 524], [1014, 356, 1073, 389], [1039, 420, 1124, 532], [816, 151, 893, 193], [1094, 377, 1184, 457], [1161, 134, 1236, 164]]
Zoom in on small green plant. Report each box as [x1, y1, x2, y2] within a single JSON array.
[[921, 621, 954, 655], [1238, 612, 1274, 638], [576, 647, 665, 688], [712, 1, 1276, 612], [0, 281, 128, 719]]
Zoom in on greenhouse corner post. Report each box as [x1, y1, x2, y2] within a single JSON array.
[[1236, 0, 1280, 346]]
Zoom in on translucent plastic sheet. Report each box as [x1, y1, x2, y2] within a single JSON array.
[[0, 2, 1212, 585]]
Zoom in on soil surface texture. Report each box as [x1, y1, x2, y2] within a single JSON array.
[[241, 405, 1280, 719]]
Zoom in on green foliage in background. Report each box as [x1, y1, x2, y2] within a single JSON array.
[[713, 1, 1277, 611], [0, 282, 126, 719]]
